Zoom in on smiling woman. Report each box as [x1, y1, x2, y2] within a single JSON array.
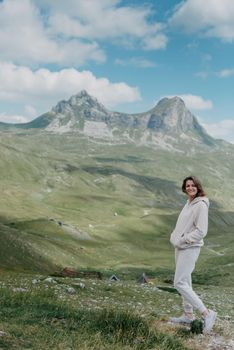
[[169, 176, 217, 333], [182, 176, 205, 202]]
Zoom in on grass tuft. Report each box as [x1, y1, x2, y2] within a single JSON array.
[[190, 319, 204, 334], [0, 287, 189, 349]]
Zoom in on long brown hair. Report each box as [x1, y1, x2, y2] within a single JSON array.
[[182, 176, 205, 197]]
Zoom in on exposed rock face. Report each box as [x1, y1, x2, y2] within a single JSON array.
[[147, 97, 194, 133], [45, 90, 113, 133], [52, 90, 109, 121], [44, 91, 210, 141], [1, 90, 216, 147]]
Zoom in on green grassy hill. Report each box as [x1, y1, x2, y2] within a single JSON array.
[[0, 130, 234, 349], [0, 130, 234, 285]]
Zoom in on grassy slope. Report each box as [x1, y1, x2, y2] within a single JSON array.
[[0, 131, 233, 285], [0, 131, 234, 349]]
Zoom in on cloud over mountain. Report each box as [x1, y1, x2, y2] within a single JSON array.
[[163, 94, 213, 111], [201, 119, 234, 143], [0, 62, 141, 122]]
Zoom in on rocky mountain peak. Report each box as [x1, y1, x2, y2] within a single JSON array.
[[158, 96, 185, 106], [52, 90, 107, 115], [147, 96, 195, 133], [69, 90, 102, 107]]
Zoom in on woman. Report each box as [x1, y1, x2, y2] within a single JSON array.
[[170, 176, 216, 333]]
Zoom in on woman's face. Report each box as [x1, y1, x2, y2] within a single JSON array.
[[185, 179, 198, 199]]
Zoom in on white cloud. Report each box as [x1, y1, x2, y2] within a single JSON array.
[[201, 119, 234, 143], [180, 95, 213, 110], [142, 33, 168, 50], [202, 53, 212, 62], [216, 68, 234, 78], [0, 103, 37, 123], [196, 68, 234, 78], [195, 71, 210, 79], [170, 0, 234, 42], [0, 0, 168, 67], [24, 105, 37, 118], [115, 57, 156, 68], [165, 94, 213, 110], [0, 113, 28, 124], [0, 0, 105, 65], [36, 0, 168, 50], [0, 62, 141, 122]]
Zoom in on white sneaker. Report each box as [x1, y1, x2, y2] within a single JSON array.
[[203, 310, 217, 333], [169, 314, 195, 324]]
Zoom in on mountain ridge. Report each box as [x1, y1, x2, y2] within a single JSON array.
[[0, 90, 220, 148]]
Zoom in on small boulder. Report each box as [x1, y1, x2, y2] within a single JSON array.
[[44, 277, 57, 284], [66, 287, 76, 294]]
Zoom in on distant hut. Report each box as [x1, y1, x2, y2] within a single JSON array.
[[109, 274, 119, 282]]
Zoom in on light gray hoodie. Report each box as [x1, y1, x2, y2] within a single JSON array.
[[170, 196, 209, 249]]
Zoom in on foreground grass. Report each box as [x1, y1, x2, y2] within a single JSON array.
[[0, 284, 188, 350], [0, 272, 233, 350]]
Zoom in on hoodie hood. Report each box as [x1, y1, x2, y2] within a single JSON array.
[[189, 196, 209, 207]]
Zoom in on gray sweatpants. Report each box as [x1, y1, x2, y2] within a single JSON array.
[[174, 247, 206, 314]]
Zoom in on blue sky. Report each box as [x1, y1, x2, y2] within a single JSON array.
[[0, 0, 234, 142]]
